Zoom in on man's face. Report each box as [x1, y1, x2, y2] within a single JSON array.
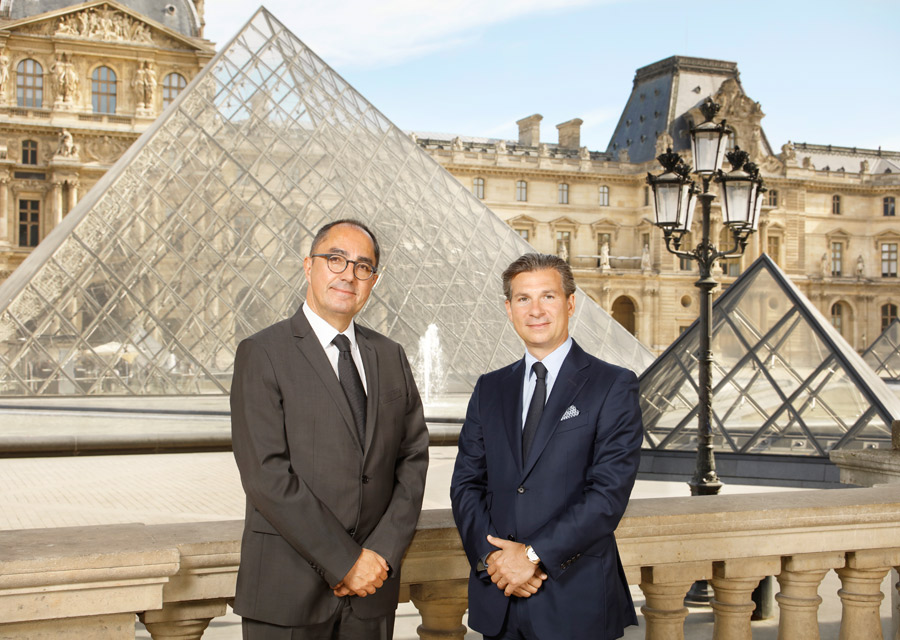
[[505, 268, 575, 359], [303, 224, 378, 331]]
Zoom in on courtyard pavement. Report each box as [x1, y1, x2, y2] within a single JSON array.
[[0, 446, 894, 638]]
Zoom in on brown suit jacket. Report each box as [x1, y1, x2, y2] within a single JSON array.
[[230, 304, 429, 626]]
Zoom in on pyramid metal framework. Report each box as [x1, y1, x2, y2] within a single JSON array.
[[863, 319, 900, 382], [0, 8, 654, 398], [639, 254, 900, 455]]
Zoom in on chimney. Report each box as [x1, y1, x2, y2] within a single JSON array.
[[516, 114, 543, 147], [556, 118, 583, 149]]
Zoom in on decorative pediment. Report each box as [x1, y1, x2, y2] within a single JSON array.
[[3, 1, 208, 52], [590, 217, 622, 241], [507, 214, 539, 235], [549, 215, 580, 237]]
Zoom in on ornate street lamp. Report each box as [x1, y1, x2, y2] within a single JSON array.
[[646, 98, 766, 498]]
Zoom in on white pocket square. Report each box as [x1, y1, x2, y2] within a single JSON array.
[[561, 405, 580, 420]]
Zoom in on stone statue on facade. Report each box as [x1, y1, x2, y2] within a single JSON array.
[[51, 53, 79, 105], [781, 141, 796, 163], [539, 143, 549, 157], [55, 129, 78, 158], [599, 241, 610, 269], [641, 244, 651, 273], [579, 146, 590, 160], [451, 136, 463, 151], [0, 52, 9, 93], [856, 254, 865, 278], [860, 159, 870, 174], [133, 61, 157, 110], [495, 139, 506, 154], [558, 242, 568, 263], [821, 252, 829, 277]]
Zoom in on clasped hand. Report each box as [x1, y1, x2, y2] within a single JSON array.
[[485, 535, 547, 598], [332, 548, 388, 597]]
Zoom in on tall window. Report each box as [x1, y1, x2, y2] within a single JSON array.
[[556, 231, 571, 262], [883, 243, 898, 277], [516, 180, 527, 202], [16, 59, 43, 108], [558, 183, 569, 205], [598, 185, 609, 206], [832, 195, 841, 215], [720, 229, 740, 276], [885, 197, 896, 217], [766, 190, 778, 207], [767, 236, 781, 266], [21, 140, 38, 165], [643, 186, 650, 207], [18, 200, 40, 247], [472, 177, 484, 199], [830, 302, 845, 336], [92, 66, 117, 114], [162, 72, 187, 108], [883, 304, 898, 331], [831, 242, 843, 277]]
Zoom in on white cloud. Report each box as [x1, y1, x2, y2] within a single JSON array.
[[204, 0, 617, 68]]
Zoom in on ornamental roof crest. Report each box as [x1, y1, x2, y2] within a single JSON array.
[[55, 5, 153, 44]]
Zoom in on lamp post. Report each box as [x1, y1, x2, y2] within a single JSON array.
[[646, 98, 766, 497]]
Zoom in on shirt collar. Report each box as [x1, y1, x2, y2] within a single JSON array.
[[523, 337, 572, 380], [302, 303, 358, 351]]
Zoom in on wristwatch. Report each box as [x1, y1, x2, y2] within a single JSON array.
[[525, 545, 541, 565]]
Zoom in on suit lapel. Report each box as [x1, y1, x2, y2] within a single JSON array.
[[501, 359, 526, 472], [356, 325, 379, 455], [522, 342, 589, 477], [290, 307, 362, 450]]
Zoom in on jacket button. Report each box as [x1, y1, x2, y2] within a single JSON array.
[[507, 534, 516, 541], [348, 528, 356, 536], [517, 486, 525, 494], [361, 475, 370, 484]]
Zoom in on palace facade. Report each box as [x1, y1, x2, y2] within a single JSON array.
[[0, 0, 214, 280], [414, 56, 900, 354]]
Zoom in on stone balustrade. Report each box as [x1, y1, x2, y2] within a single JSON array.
[[1, 486, 899, 639]]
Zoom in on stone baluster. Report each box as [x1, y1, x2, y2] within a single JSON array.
[[837, 549, 900, 640], [776, 552, 845, 640], [639, 562, 710, 640], [710, 557, 780, 640], [140, 599, 228, 640], [409, 579, 469, 640]]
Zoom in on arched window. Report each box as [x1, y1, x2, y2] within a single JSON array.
[[21, 140, 38, 165], [558, 183, 569, 205], [830, 302, 845, 336], [832, 195, 841, 215], [884, 196, 896, 217], [883, 303, 898, 331], [598, 185, 609, 206], [516, 180, 527, 202], [162, 72, 187, 108], [16, 59, 43, 108], [92, 66, 117, 114], [612, 296, 636, 336], [472, 177, 484, 199]]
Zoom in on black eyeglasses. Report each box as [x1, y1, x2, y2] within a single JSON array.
[[311, 253, 378, 280]]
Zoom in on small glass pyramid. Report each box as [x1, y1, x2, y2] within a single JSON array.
[[639, 254, 900, 454], [0, 8, 653, 399], [863, 319, 900, 383]]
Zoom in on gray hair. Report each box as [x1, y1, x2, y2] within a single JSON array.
[[501, 253, 576, 300]]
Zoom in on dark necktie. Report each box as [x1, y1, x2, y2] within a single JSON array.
[[332, 334, 366, 446], [522, 362, 547, 461]]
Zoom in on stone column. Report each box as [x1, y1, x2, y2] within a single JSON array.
[[0, 171, 9, 246], [139, 599, 228, 640], [837, 549, 900, 640], [409, 579, 469, 640], [710, 557, 779, 640], [67, 178, 79, 214], [50, 178, 63, 227], [639, 562, 710, 640], [776, 552, 844, 640]]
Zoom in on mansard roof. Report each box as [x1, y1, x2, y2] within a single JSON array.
[[787, 142, 900, 175]]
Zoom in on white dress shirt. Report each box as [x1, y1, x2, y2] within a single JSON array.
[[520, 337, 572, 429], [302, 303, 368, 394]]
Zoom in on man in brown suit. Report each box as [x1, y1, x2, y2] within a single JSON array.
[[231, 219, 429, 639]]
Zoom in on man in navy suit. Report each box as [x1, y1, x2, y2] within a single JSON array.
[[450, 253, 642, 640]]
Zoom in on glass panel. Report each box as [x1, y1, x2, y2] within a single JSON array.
[[0, 9, 654, 407]]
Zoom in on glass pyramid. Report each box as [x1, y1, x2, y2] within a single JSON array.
[[639, 254, 900, 455], [0, 8, 653, 400], [863, 319, 900, 383]]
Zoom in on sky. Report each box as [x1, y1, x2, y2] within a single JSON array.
[[202, 0, 900, 153]]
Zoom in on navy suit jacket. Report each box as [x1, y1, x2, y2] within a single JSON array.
[[450, 340, 641, 640]]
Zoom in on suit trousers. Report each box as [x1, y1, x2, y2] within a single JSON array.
[[242, 600, 394, 640], [484, 597, 536, 640]]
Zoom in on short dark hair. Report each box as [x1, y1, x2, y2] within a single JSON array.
[[502, 253, 576, 300], [309, 219, 381, 268]]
